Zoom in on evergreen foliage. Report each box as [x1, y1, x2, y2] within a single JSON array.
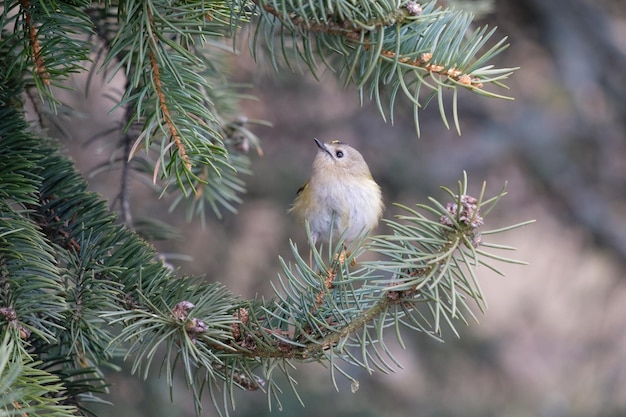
[[0, 1, 527, 416]]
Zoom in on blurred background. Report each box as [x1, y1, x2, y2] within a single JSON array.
[[50, 0, 626, 416]]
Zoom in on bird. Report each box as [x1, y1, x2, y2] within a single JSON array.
[[290, 138, 383, 247]]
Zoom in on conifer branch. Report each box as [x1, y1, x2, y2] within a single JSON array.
[[250, 0, 515, 133], [20, 0, 49, 86], [0, 334, 77, 417], [252, 0, 483, 87], [145, 4, 192, 172]]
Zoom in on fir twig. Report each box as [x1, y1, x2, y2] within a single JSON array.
[[20, 0, 49, 86], [145, 5, 191, 172]]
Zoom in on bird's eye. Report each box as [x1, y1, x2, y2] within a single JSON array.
[[335, 150, 344, 158]]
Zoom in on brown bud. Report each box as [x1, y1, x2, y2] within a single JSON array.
[[231, 308, 249, 341], [405, 2, 423, 16], [18, 325, 31, 340], [172, 300, 195, 321], [458, 74, 472, 85], [186, 317, 208, 335], [0, 307, 17, 321], [440, 195, 484, 229]]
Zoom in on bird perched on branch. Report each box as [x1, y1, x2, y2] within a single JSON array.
[[290, 138, 383, 247]]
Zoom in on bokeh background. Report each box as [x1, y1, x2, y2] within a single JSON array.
[[50, 0, 626, 416]]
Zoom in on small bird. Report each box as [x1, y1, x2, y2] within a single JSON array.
[[290, 138, 383, 246]]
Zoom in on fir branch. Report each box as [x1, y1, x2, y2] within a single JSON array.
[[10, 0, 92, 107], [145, 5, 192, 172], [20, 0, 49, 86], [0, 334, 77, 417], [231, 175, 532, 382], [103, 0, 256, 206], [0, 99, 245, 411], [250, 0, 516, 133]]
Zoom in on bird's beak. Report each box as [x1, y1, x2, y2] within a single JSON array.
[[314, 138, 333, 157]]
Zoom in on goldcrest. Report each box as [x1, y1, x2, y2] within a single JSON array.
[[290, 138, 383, 245]]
